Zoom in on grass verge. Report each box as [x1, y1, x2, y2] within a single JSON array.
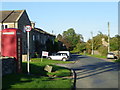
[[80, 53, 106, 59], [80, 53, 120, 63], [2, 58, 73, 89], [88, 54, 106, 59]]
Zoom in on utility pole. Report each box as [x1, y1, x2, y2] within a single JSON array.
[[108, 22, 110, 53], [91, 31, 94, 55], [52, 30, 53, 34], [118, 35, 120, 59]]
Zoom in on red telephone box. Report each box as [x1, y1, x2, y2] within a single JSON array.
[[1, 28, 22, 73]]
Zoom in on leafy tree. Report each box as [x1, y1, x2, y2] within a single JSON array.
[[62, 28, 83, 50], [110, 35, 120, 51], [86, 39, 92, 54], [73, 42, 86, 53], [86, 32, 108, 54], [98, 46, 108, 56], [86, 31, 120, 56], [93, 32, 108, 50]]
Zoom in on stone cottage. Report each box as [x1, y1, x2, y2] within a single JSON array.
[[0, 10, 31, 55], [0, 10, 55, 60]]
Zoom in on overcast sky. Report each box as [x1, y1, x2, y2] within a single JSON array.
[[1, 2, 118, 41]]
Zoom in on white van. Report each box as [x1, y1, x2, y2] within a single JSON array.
[[57, 51, 71, 58]]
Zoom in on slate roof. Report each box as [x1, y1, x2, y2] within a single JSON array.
[[0, 10, 24, 23], [0, 10, 55, 37], [34, 28, 55, 37]]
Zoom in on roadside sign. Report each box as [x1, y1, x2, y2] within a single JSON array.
[[42, 51, 49, 57], [25, 25, 32, 75], [25, 25, 32, 32]]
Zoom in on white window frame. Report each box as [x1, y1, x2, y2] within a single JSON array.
[[1, 24, 9, 29], [33, 35, 35, 41]]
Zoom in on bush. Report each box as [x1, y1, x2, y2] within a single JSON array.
[[70, 50, 80, 54], [98, 46, 108, 56], [115, 59, 120, 63]]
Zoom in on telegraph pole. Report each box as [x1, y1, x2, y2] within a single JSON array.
[[108, 22, 110, 53], [52, 30, 53, 34], [91, 31, 94, 55]]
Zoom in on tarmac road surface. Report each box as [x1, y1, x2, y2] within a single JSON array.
[[57, 54, 120, 89]]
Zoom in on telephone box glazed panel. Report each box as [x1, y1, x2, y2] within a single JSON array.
[[2, 28, 22, 73]]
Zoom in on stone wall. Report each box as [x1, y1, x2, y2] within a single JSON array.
[[2, 57, 17, 75]]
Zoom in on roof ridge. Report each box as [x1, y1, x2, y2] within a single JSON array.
[[16, 10, 25, 21], [1, 10, 14, 23], [34, 28, 55, 36], [1, 10, 24, 11]]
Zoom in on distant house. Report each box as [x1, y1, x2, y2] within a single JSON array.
[[0, 10, 55, 59], [31, 27, 55, 57]]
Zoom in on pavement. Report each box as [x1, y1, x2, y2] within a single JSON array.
[[56, 54, 120, 89]]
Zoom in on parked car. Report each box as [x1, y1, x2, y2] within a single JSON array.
[[107, 52, 118, 59], [57, 51, 71, 58], [47, 53, 69, 61]]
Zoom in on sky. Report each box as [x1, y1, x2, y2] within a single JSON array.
[[1, 2, 118, 41]]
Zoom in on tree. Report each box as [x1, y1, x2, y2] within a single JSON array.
[[93, 32, 108, 50], [57, 28, 85, 52], [62, 28, 83, 50], [98, 46, 108, 55], [110, 35, 120, 51], [73, 42, 86, 53], [86, 32, 108, 54], [86, 39, 92, 54]]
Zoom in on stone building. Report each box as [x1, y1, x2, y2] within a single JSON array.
[[0, 10, 31, 55], [31, 27, 55, 57], [0, 10, 55, 59]]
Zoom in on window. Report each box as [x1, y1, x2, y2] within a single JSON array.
[[33, 35, 35, 41], [23, 26, 26, 33], [2, 25, 4, 30], [37, 35, 39, 40], [5, 25, 8, 29], [1, 24, 8, 29]]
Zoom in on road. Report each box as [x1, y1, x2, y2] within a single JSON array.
[[57, 54, 120, 89]]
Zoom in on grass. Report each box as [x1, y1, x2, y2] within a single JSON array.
[[30, 58, 74, 64], [2, 58, 73, 89], [80, 53, 120, 63], [3, 74, 72, 89], [80, 53, 107, 59], [88, 54, 106, 59]]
